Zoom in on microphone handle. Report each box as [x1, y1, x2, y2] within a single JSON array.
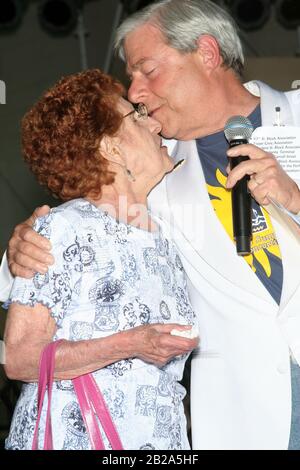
[[229, 139, 252, 256]]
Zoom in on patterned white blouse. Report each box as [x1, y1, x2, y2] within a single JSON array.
[[5, 198, 196, 450]]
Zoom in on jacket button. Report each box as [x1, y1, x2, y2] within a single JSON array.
[[277, 362, 289, 374]]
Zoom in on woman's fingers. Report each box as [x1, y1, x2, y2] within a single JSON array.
[[134, 324, 199, 366]]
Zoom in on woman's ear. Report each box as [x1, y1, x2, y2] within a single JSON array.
[[99, 135, 123, 165], [196, 35, 222, 70]]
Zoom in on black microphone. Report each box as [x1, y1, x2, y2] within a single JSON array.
[[224, 116, 254, 256]]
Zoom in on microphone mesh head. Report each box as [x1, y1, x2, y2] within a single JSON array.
[[224, 115, 254, 142]]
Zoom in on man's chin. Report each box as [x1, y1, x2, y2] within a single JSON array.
[[160, 129, 176, 140]]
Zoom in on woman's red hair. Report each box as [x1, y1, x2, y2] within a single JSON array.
[[22, 69, 125, 201]]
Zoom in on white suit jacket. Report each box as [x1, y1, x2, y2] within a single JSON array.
[[1, 81, 300, 449], [148, 81, 300, 449]]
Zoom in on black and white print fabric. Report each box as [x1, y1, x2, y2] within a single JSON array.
[[6, 198, 196, 450]]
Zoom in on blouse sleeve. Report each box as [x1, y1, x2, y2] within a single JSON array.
[[7, 210, 80, 327]]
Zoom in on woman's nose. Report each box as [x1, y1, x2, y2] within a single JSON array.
[[148, 115, 162, 135]]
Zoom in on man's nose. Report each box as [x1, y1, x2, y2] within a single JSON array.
[[128, 76, 148, 104]]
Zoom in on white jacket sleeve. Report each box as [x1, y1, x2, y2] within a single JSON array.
[[0, 252, 14, 302]]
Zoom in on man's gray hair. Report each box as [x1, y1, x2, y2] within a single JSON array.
[[115, 0, 244, 76]]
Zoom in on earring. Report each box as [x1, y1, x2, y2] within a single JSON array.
[[109, 156, 136, 182], [126, 168, 136, 182]]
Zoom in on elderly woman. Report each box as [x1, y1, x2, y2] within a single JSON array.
[[4, 69, 198, 450]]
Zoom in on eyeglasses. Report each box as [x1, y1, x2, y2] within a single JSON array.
[[122, 103, 148, 122]]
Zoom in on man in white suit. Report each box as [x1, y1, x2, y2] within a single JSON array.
[[2, 0, 300, 449]]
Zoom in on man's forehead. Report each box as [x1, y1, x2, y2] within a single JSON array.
[[124, 23, 166, 68]]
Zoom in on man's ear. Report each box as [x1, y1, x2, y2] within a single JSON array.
[[196, 35, 222, 70], [99, 135, 123, 165]]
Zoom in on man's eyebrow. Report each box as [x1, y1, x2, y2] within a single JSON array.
[[126, 57, 152, 75]]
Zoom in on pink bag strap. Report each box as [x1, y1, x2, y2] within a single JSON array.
[[72, 375, 105, 450], [32, 340, 63, 450], [75, 373, 123, 450], [32, 340, 123, 450], [32, 347, 48, 450]]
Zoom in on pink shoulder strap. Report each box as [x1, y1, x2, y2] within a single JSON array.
[[32, 340, 63, 450], [74, 374, 123, 450], [32, 341, 123, 450]]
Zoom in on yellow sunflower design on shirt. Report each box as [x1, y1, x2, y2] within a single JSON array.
[[207, 168, 282, 277]]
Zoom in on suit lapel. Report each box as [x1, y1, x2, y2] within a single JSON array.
[[249, 80, 300, 308], [245, 80, 294, 126]]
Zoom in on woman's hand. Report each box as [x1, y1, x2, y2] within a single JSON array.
[[7, 205, 54, 278], [127, 323, 199, 367]]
